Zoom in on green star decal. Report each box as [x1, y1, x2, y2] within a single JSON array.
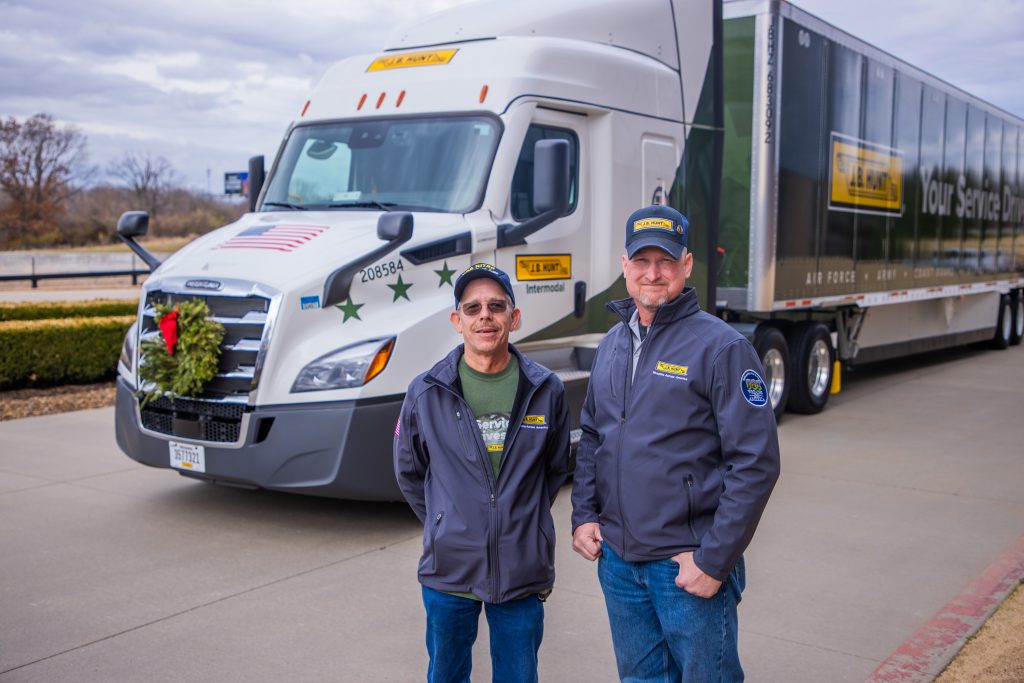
[[336, 297, 364, 322], [434, 261, 456, 287], [387, 274, 413, 302]]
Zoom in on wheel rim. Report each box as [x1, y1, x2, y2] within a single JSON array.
[[1015, 300, 1024, 338], [762, 348, 786, 409], [1002, 303, 1012, 341], [807, 339, 831, 399]]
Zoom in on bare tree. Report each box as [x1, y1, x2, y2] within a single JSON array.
[[0, 113, 90, 245], [108, 151, 183, 234]]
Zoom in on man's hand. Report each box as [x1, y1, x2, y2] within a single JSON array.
[[572, 522, 603, 561], [672, 551, 722, 598]]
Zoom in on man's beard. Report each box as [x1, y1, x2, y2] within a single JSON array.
[[637, 292, 670, 310]]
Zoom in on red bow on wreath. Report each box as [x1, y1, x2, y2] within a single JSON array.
[[159, 308, 179, 355]]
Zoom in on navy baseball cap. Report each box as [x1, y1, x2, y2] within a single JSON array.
[[453, 263, 516, 308], [625, 205, 689, 259]]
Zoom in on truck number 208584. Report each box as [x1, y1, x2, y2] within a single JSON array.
[[360, 260, 404, 282]]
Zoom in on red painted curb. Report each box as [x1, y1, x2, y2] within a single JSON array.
[[865, 534, 1024, 682]]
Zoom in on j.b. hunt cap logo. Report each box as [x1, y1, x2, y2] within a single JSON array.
[[633, 217, 675, 232], [740, 369, 768, 407]]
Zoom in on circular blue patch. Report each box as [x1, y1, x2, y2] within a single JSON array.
[[740, 369, 768, 407]]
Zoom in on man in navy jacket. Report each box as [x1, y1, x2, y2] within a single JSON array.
[[571, 205, 781, 682], [395, 263, 570, 683]]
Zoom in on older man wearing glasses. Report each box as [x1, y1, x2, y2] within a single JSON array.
[[394, 262, 570, 683]]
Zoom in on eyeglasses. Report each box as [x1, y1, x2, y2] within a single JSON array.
[[459, 300, 510, 316]]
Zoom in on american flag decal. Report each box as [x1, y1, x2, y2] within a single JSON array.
[[217, 224, 327, 252]]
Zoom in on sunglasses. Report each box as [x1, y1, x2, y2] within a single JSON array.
[[459, 300, 510, 316]]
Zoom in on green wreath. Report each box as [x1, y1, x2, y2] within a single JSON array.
[[138, 299, 225, 407]]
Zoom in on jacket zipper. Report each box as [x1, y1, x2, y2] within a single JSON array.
[[617, 311, 661, 559], [685, 475, 696, 539], [430, 511, 444, 571], [455, 405, 500, 600]]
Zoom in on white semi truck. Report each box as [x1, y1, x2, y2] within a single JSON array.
[[115, 0, 1024, 500]]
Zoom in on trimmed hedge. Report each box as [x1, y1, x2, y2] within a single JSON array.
[[0, 315, 134, 389], [0, 299, 137, 322]]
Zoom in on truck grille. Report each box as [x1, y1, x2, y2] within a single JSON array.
[[140, 397, 244, 443], [137, 289, 271, 443]]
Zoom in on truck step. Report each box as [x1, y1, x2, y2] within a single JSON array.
[[555, 369, 591, 384]]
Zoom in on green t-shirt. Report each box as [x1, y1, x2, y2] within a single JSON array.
[[459, 354, 519, 479]]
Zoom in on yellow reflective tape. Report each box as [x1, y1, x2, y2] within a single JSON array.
[[515, 255, 571, 281], [830, 138, 903, 211], [368, 49, 459, 72], [655, 361, 688, 376], [633, 218, 673, 231], [524, 415, 546, 425]]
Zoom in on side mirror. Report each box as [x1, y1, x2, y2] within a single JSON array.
[[248, 155, 265, 212], [377, 211, 413, 242], [117, 211, 149, 238], [115, 211, 160, 271], [498, 139, 571, 247], [532, 139, 570, 215]]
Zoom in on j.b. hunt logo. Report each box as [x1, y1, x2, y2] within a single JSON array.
[[653, 361, 688, 381], [633, 218, 674, 232], [919, 168, 1024, 223]]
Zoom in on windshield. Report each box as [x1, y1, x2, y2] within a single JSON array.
[[261, 115, 500, 213]]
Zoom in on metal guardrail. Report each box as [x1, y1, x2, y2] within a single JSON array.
[[0, 269, 149, 288]]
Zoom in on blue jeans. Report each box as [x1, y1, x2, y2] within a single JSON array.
[[421, 586, 544, 683], [597, 542, 745, 683]]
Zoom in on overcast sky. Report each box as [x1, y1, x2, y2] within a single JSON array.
[[1, 0, 1022, 192]]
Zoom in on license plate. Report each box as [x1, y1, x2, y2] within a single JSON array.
[[169, 441, 206, 473]]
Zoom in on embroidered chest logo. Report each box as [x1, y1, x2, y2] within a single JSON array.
[[522, 415, 548, 429], [653, 361, 689, 381]]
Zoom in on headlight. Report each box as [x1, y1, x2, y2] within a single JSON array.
[[291, 337, 396, 392], [119, 321, 138, 374]]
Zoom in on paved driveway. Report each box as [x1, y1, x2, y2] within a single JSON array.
[[1, 344, 1022, 681]]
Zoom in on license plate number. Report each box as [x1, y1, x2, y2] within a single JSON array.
[[169, 441, 206, 473]]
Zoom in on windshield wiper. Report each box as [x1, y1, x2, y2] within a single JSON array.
[[262, 201, 308, 211], [327, 200, 398, 211]]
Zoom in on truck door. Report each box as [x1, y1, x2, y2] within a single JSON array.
[[495, 111, 588, 342]]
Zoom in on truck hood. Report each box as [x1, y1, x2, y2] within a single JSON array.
[[151, 210, 466, 293]]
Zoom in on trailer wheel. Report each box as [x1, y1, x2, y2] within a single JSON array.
[[1009, 291, 1023, 347], [753, 325, 789, 422], [785, 322, 834, 415], [991, 294, 1012, 350]]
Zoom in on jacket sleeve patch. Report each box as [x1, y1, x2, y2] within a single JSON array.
[[740, 369, 768, 407]]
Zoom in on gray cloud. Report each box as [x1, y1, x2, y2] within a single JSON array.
[[2, 0, 1021, 192]]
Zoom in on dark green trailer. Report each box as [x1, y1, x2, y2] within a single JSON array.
[[707, 0, 1024, 417]]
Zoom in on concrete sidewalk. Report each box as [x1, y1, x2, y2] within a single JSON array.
[[0, 343, 1022, 681]]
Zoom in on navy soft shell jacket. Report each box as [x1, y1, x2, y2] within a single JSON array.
[[394, 345, 570, 603], [571, 289, 781, 580]]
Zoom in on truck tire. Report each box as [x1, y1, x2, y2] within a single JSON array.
[[991, 294, 1012, 350], [785, 321, 834, 415], [753, 325, 789, 422], [1010, 291, 1023, 347]]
